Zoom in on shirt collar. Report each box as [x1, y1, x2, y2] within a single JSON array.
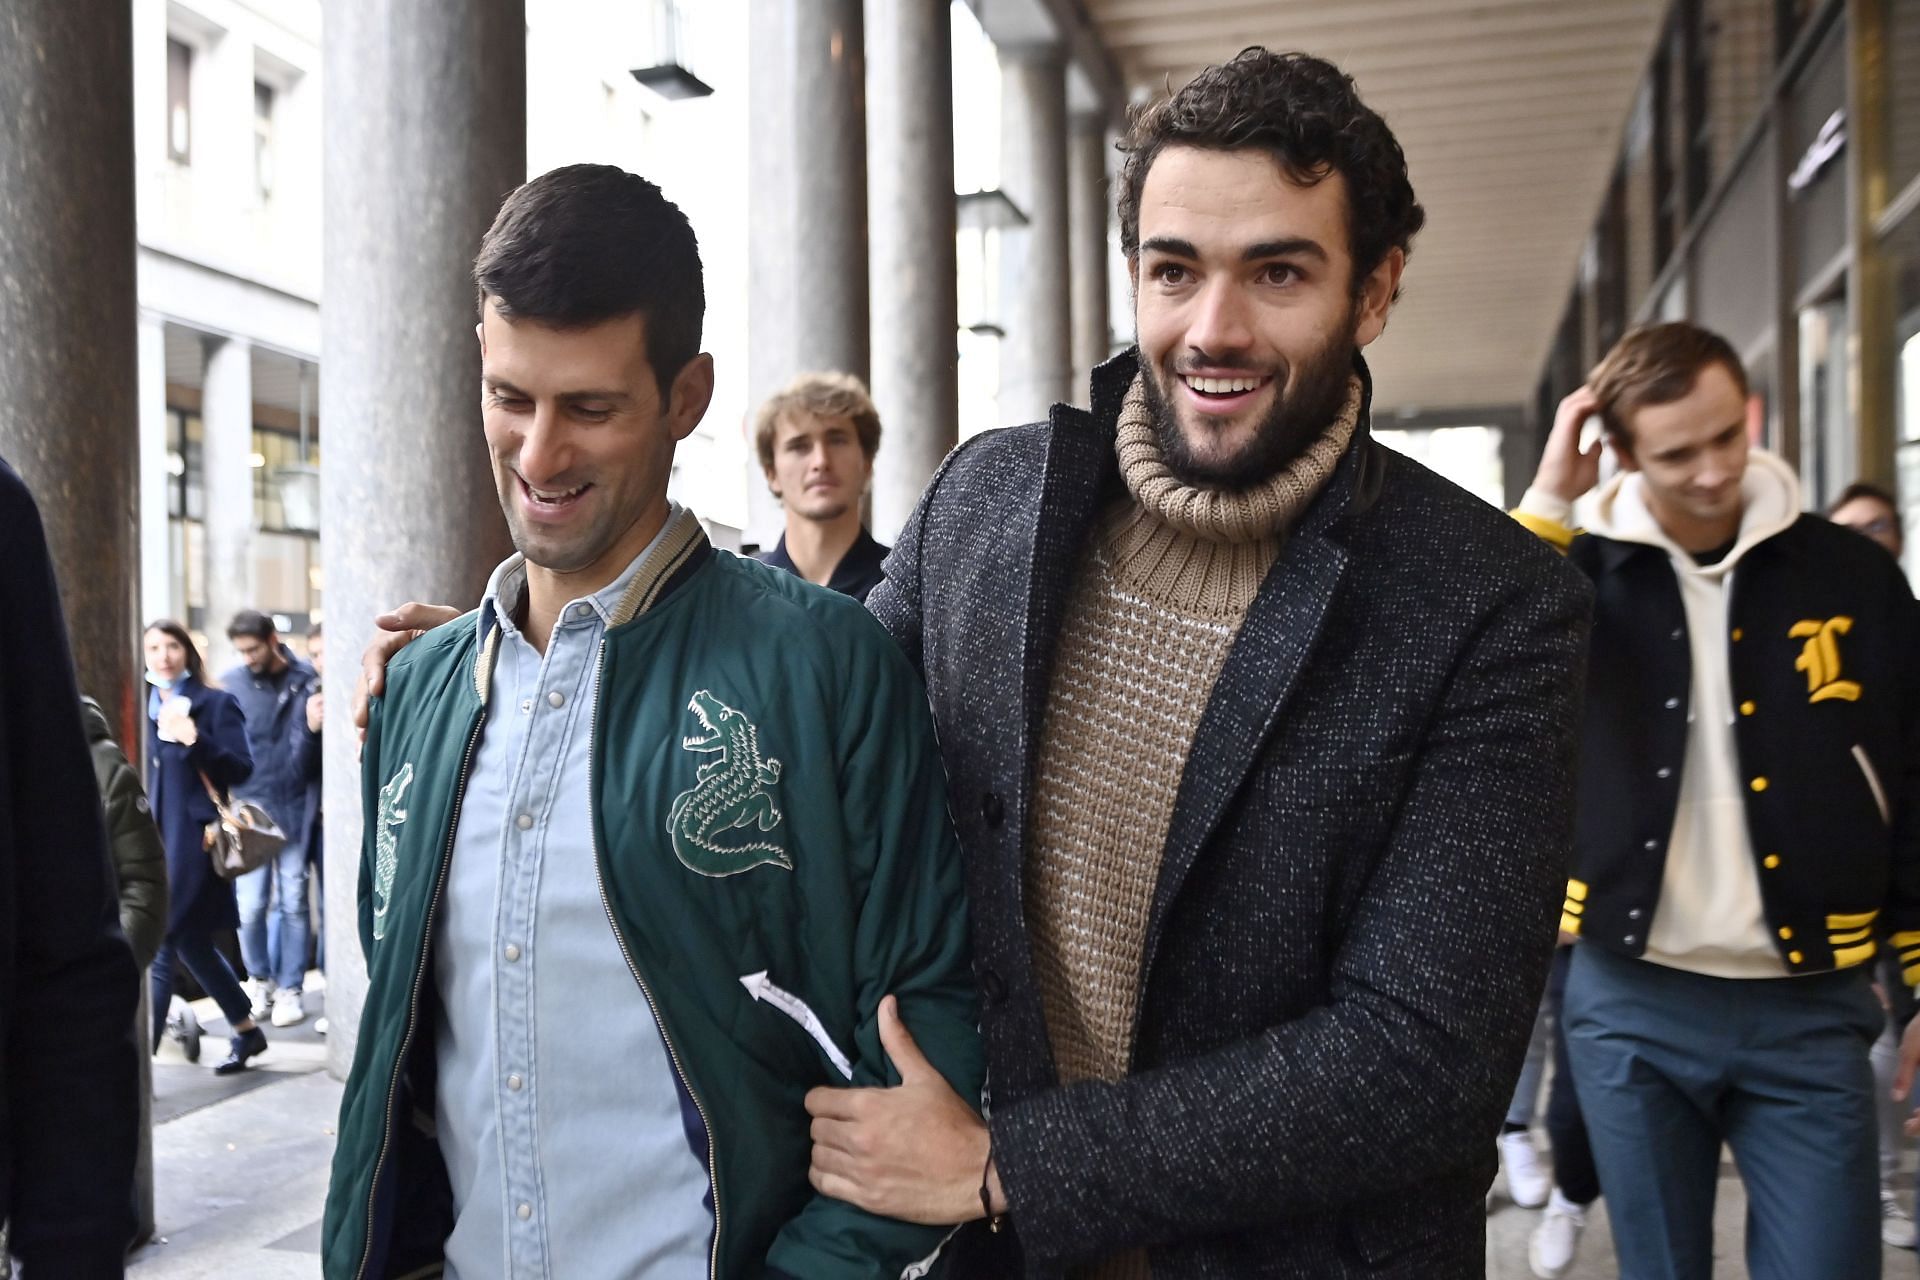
[[478, 501, 688, 645]]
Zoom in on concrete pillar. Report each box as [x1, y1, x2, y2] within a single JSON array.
[[0, 0, 149, 1235], [997, 47, 1073, 424], [746, 0, 869, 548], [321, 0, 524, 1077], [866, 0, 957, 543], [1069, 113, 1113, 403], [138, 315, 173, 628], [0, 0, 142, 724], [200, 335, 254, 673]]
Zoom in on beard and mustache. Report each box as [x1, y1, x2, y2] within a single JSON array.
[[1141, 315, 1357, 491]]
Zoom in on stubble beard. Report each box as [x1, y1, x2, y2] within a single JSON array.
[[1143, 322, 1358, 491]]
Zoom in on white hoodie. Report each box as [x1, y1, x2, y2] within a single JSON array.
[[1521, 450, 1802, 978]]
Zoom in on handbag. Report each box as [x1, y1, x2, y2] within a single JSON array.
[[200, 771, 288, 879]]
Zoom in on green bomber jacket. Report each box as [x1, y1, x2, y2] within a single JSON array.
[[323, 512, 984, 1279]]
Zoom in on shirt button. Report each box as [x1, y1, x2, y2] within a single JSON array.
[[504, 944, 522, 962], [520, 699, 532, 714], [547, 690, 565, 709], [571, 605, 592, 621], [1656, 767, 1672, 780], [507, 1073, 523, 1091], [516, 813, 533, 830], [517, 1202, 533, 1221]]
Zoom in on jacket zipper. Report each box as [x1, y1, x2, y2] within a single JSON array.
[[355, 708, 486, 1280], [1852, 743, 1891, 827], [586, 637, 722, 1280]]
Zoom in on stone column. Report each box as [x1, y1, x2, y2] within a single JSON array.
[[200, 335, 254, 673], [746, 0, 869, 548], [0, 0, 141, 720], [138, 314, 173, 627], [1069, 113, 1113, 402], [0, 0, 148, 1238], [321, 0, 524, 1077], [997, 47, 1072, 424], [866, 0, 957, 543]]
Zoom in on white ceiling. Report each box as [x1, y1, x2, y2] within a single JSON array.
[[1085, 0, 1668, 415]]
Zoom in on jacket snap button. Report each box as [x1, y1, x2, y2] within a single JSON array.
[[1623, 935, 1638, 946], [1664, 697, 1680, 710], [980, 969, 1008, 1004], [1643, 838, 1658, 851], [981, 792, 1005, 827], [1656, 767, 1672, 780], [1628, 908, 1642, 920]]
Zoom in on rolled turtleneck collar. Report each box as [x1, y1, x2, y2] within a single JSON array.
[[1115, 371, 1362, 543], [1094, 371, 1363, 619]]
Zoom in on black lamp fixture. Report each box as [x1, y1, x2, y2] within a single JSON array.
[[630, 0, 713, 101]]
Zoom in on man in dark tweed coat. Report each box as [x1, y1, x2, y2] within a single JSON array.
[[357, 49, 1593, 1279], [800, 49, 1593, 1277]]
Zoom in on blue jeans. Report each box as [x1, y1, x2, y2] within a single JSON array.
[[150, 930, 251, 1045], [1564, 943, 1881, 1280], [1505, 981, 1552, 1128], [235, 841, 310, 992]]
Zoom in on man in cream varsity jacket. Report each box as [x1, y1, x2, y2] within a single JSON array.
[[1515, 321, 1920, 1279]]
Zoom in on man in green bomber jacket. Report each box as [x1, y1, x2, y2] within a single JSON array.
[[322, 164, 983, 1280]]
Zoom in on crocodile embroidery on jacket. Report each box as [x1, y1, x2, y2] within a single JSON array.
[[667, 690, 789, 877], [371, 761, 414, 941]]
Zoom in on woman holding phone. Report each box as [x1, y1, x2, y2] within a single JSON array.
[[143, 619, 268, 1074]]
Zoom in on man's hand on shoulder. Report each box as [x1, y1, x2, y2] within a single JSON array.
[[1534, 386, 1607, 506], [804, 995, 998, 1226], [353, 602, 463, 743]]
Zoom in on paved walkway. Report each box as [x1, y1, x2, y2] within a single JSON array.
[[129, 987, 1916, 1278]]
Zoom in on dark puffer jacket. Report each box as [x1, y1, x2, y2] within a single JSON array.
[[80, 696, 168, 971]]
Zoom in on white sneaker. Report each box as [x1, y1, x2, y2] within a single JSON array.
[[1883, 1191, 1918, 1249], [1498, 1130, 1551, 1209], [242, 976, 273, 1022], [1529, 1188, 1588, 1278], [270, 988, 307, 1028], [314, 1016, 329, 1036]]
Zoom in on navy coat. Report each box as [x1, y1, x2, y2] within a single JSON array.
[[146, 675, 253, 935], [0, 457, 140, 1271]]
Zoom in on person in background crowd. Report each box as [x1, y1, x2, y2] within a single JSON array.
[[223, 609, 319, 1029], [1827, 479, 1918, 1249], [81, 696, 168, 974], [1527, 942, 1604, 1278], [295, 620, 327, 1032], [0, 458, 141, 1274], [1830, 481, 1904, 562], [1514, 322, 1920, 1278], [144, 618, 266, 1074], [753, 371, 890, 602], [1497, 1000, 1554, 1210]]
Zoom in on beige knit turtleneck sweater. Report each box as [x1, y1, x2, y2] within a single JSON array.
[[1022, 372, 1360, 1280]]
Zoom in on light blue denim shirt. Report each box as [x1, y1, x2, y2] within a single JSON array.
[[435, 508, 712, 1279]]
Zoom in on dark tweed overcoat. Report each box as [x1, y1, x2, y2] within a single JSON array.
[[865, 350, 1593, 1278]]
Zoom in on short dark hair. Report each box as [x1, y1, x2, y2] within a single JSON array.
[[474, 163, 704, 400], [1589, 322, 1748, 443], [306, 620, 323, 641], [227, 609, 277, 642], [1118, 48, 1425, 293], [1829, 482, 1902, 537]]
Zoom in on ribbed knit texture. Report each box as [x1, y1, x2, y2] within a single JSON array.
[[1023, 373, 1359, 1280]]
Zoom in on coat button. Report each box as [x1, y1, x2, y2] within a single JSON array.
[[980, 792, 1005, 827], [1749, 776, 1768, 793], [1731, 628, 1744, 642], [980, 968, 1008, 1005], [1778, 926, 1793, 941], [1664, 697, 1680, 710], [1628, 908, 1643, 920], [1670, 628, 1684, 640], [1740, 700, 1756, 716], [1643, 838, 1659, 851], [1624, 934, 1638, 946], [1788, 949, 1804, 964], [1656, 767, 1672, 780], [1764, 854, 1781, 869]]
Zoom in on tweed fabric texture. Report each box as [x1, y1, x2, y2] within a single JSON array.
[[866, 349, 1593, 1278]]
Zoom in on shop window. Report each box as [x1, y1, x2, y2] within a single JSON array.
[[251, 427, 320, 532], [254, 81, 277, 200], [166, 38, 193, 164], [165, 409, 206, 627], [1885, 212, 1920, 586], [1798, 290, 1852, 507], [1694, 125, 1778, 356], [1703, 0, 1775, 186], [1786, 22, 1848, 294], [1890, 0, 1920, 203]]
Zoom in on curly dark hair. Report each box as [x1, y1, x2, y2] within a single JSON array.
[[1118, 48, 1424, 293]]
